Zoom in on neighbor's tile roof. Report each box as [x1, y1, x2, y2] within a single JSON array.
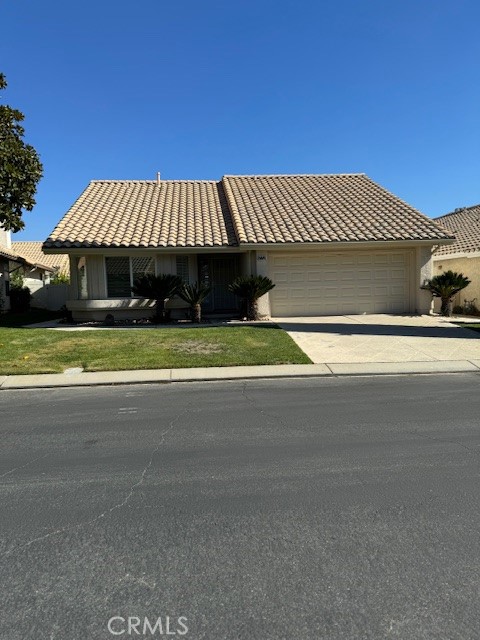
[[43, 180, 237, 249], [434, 205, 480, 256], [12, 241, 69, 274], [0, 244, 51, 269], [222, 174, 454, 244], [0, 246, 24, 262], [44, 174, 453, 250]]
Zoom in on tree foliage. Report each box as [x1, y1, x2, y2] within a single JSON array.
[[228, 275, 275, 321], [0, 74, 43, 231], [422, 270, 471, 316]]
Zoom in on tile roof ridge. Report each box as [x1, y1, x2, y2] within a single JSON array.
[[12, 240, 43, 245], [436, 204, 480, 219], [221, 176, 248, 244], [89, 179, 219, 184], [222, 173, 366, 179]]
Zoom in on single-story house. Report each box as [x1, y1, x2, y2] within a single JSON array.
[[43, 174, 454, 321], [433, 204, 480, 308]]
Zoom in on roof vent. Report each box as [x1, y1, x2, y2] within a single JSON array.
[[156, 172, 161, 185]]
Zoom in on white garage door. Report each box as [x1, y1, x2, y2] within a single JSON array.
[[269, 251, 412, 316]]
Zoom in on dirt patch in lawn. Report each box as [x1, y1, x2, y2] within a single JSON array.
[[170, 340, 224, 355]]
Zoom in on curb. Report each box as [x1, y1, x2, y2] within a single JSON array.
[[1, 361, 479, 390]]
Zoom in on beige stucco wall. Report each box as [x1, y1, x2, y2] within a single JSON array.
[[62, 245, 436, 321], [432, 254, 480, 308], [254, 250, 271, 318]]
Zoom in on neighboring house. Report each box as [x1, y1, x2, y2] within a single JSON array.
[[433, 204, 480, 308], [11, 241, 70, 292], [9, 241, 70, 311], [43, 174, 454, 321], [0, 229, 56, 312]]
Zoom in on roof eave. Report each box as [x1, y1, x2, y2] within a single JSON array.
[[238, 238, 455, 250]]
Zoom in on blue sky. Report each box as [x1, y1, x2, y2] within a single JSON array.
[[1, 0, 479, 240]]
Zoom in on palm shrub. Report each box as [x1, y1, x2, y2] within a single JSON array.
[[228, 275, 275, 321], [132, 273, 183, 323], [177, 282, 211, 323], [422, 270, 471, 316]]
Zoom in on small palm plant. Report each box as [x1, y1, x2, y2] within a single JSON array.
[[422, 270, 471, 316], [228, 275, 275, 321], [132, 273, 183, 323], [177, 282, 212, 323]]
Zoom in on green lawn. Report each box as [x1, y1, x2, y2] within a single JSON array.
[[457, 323, 480, 334], [0, 325, 311, 375]]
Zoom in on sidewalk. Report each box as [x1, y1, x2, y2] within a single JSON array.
[[2, 360, 480, 389]]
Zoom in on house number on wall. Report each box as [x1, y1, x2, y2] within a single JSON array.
[[257, 255, 267, 261]]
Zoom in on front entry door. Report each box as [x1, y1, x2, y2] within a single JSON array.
[[198, 255, 241, 313]]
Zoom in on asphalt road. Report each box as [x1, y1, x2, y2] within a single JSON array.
[[1, 374, 479, 640]]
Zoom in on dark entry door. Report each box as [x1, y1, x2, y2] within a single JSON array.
[[198, 255, 241, 313]]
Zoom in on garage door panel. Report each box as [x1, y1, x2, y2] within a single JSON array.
[[269, 251, 411, 316], [357, 270, 373, 280], [322, 270, 338, 281]]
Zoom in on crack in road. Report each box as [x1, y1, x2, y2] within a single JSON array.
[[0, 452, 51, 479], [2, 405, 190, 558]]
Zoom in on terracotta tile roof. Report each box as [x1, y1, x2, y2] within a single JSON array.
[[0, 243, 52, 270], [434, 205, 480, 256], [0, 246, 25, 262], [222, 174, 454, 244], [12, 241, 69, 274], [44, 174, 453, 250], [43, 180, 237, 249]]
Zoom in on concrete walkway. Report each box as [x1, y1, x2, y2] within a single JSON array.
[[275, 314, 480, 363], [1, 359, 480, 389]]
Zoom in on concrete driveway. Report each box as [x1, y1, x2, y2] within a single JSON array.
[[275, 314, 480, 364]]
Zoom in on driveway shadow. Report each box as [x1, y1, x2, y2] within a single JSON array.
[[275, 321, 480, 340]]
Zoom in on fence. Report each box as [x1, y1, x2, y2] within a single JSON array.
[[31, 284, 70, 311]]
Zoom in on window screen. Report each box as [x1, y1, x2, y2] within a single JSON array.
[[132, 257, 155, 283], [176, 255, 189, 283], [106, 257, 131, 297]]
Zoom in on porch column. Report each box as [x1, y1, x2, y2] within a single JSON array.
[[415, 246, 433, 314], [255, 250, 271, 319], [69, 255, 79, 299]]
